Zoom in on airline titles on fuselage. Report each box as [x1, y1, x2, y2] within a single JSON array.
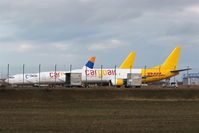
[[49, 72, 65, 78], [85, 69, 116, 78], [24, 72, 66, 79]]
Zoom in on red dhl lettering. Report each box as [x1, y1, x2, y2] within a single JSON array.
[[147, 72, 162, 76], [85, 70, 116, 77], [50, 72, 65, 78]]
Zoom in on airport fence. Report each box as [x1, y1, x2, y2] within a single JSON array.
[[0, 64, 197, 86]]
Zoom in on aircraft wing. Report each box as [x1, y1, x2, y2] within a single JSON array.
[[170, 68, 191, 73]]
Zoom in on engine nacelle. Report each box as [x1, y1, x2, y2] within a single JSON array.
[[116, 79, 124, 86], [110, 79, 127, 86]]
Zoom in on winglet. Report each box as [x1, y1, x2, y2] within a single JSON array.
[[85, 56, 96, 69], [119, 52, 136, 69]]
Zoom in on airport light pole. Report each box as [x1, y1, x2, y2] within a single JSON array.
[[130, 65, 132, 87], [144, 65, 147, 84], [55, 64, 57, 85], [187, 66, 190, 87], [114, 65, 117, 87], [159, 66, 161, 81], [7, 64, 10, 84], [69, 65, 72, 87], [22, 64, 25, 87], [101, 65, 103, 86], [39, 64, 41, 87], [69, 65, 72, 73], [85, 66, 87, 87], [174, 75, 176, 82]]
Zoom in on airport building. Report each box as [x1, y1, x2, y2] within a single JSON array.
[[183, 73, 199, 85]]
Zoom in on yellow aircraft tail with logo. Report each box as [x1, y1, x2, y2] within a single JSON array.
[[160, 47, 181, 70], [119, 52, 136, 69], [141, 47, 190, 83]]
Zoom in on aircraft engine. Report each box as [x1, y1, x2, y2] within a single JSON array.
[[116, 79, 124, 86]]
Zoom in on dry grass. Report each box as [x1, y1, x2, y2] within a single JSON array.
[[0, 86, 199, 133]]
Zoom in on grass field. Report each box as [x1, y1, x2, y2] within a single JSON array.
[[0, 86, 199, 133]]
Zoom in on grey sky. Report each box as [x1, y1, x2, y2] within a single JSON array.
[[0, 0, 199, 72]]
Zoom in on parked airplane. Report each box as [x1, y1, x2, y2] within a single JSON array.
[[81, 47, 190, 86], [5, 52, 136, 86], [6, 47, 189, 87]]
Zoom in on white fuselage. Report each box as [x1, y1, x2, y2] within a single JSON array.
[[6, 67, 141, 85], [82, 68, 141, 85]]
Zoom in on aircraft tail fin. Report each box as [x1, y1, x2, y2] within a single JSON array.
[[160, 47, 182, 70], [119, 52, 136, 69], [85, 56, 96, 69]]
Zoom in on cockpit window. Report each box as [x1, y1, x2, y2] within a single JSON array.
[[9, 77, 15, 79]]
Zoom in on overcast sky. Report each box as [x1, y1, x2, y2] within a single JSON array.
[[0, 0, 199, 71]]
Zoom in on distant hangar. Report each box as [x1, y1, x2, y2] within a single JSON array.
[[183, 73, 199, 85]]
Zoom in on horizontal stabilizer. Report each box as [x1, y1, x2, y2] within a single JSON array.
[[171, 68, 191, 73]]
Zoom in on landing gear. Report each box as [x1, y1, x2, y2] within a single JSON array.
[[162, 79, 178, 88], [162, 79, 170, 87]]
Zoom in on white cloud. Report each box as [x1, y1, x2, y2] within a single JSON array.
[[79, 0, 94, 2], [0, 0, 199, 67], [59, 53, 77, 59], [0, 42, 39, 53], [185, 6, 199, 14], [89, 39, 125, 50], [52, 43, 72, 51], [17, 44, 37, 52]]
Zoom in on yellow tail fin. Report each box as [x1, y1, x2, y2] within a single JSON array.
[[161, 47, 182, 70], [119, 52, 136, 69]]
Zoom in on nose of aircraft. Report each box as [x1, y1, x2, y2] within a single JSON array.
[[5, 78, 14, 84], [5, 79, 10, 83], [4, 79, 9, 83]]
